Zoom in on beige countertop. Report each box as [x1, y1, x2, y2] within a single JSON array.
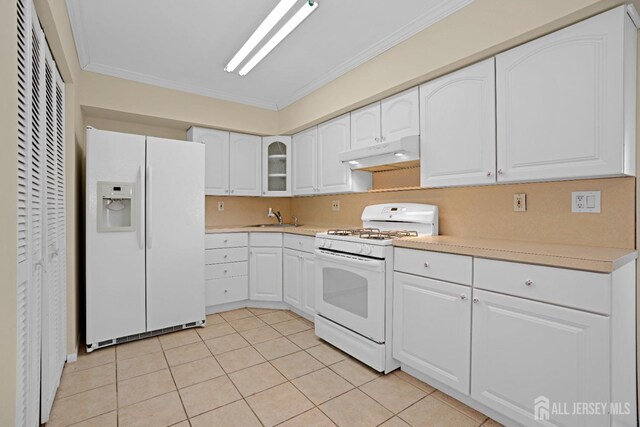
[[393, 236, 637, 273], [205, 226, 636, 273]]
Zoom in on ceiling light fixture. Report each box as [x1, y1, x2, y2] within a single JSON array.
[[224, 0, 298, 73], [239, 0, 319, 76]]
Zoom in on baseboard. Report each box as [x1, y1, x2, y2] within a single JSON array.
[[66, 334, 80, 362], [206, 300, 314, 319]]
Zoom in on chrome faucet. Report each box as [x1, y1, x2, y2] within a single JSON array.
[[267, 208, 283, 225]]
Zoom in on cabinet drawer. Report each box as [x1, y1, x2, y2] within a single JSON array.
[[394, 248, 472, 286], [474, 258, 610, 314], [250, 232, 283, 247], [205, 262, 248, 280], [205, 247, 248, 264], [205, 233, 248, 249], [205, 276, 248, 306], [284, 234, 315, 253]]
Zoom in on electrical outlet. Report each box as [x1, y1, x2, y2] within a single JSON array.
[[217, 201, 224, 211], [572, 191, 600, 213], [513, 193, 526, 212], [331, 200, 340, 211]]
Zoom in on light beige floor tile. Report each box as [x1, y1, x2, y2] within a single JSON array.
[[116, 338, 162, 361], [360, 375, 426, 413], [229, 316, 267, 332], [287, 330, 322, 349], [271, 351, 324, 380], [206, 313, 226, 325], [169, 422, 190, 427], [271, 319, 312, 335], [482, 419, 504, 426], [220, 308, 254, 321], [204, 333, 250, 355], [58, 363, 116, 398], [279, 408, 336, 427], [292, 367, 354, 405], [240, 325, 282, 345], [69, 411, 117, 426], [164, 341, 211, 367], [179, 375, 242, 418], [432, 390, 489, 423], [253, 336, 301, 360], [197, 322, 235, 340], [170, 356, 224, 389], [306, 343, 347, 365], [65, 347, 115, 374], [117, 351, 168, 381], [158, 329, 201, 350], [379, 416, 411, 426], [246, 382, 314, 427], [47, 384, 116, 426], [259, 310, 296, 325], [190, 399, 262, 427], [117, 369, 175, 407], [229, 362, 287, 396], [319, 389, 393, 427], [216, 346, 266, 373], [287, 310, 303, 318], [398, 396, 479, 427], [392, 370, 436, 394], [248, 307, 277, 316], [118, 391, 186, 427], [330, 358, 380, 386]]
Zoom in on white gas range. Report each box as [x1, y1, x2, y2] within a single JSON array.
[[314, 203, 438, 373]]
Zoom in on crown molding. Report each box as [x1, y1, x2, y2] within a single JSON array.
[[274, 0, 474, 109]]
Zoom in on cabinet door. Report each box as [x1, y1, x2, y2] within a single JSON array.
[[249, 247, 283, 301], [263, 136, 291, 197], [471, 289, 610, 427], [188, 128, 229, 195], [301, 252, 316, 316], [292, 127, 317, 195], [496, 7, 630, 182], [230, 132, 262, 196], [317, 114, 351, 193], [393, 272, 471, 394], [381, 87, 419, 142], [350, 102, 381, 149], [420, 59, 496, 187], [283, 249, 302, 308]]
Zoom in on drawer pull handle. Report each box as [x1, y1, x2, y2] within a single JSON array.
[[460, 294, 467, 300], [423, 262, 429, 268], [525, 280, 533, 287], [224, 289, 228, 293], [223, 254, 228, 258], [473, 298, 479, 304], [224, 269, 228, 273]]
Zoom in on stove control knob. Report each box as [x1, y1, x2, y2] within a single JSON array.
[[363, 245, 372, 255], [356, 244, 364, 253], [319, 239, 327, 248], [324, 240, 332, 249]]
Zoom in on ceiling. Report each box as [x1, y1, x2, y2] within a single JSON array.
[[66, 0, 473, 111]]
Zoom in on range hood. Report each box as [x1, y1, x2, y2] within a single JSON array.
[[339, 135, 420, 169]]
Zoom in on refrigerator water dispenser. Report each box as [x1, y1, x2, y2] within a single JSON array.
[[97, 182, 135, 232]]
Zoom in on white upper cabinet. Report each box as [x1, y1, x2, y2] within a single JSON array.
[[318, 114, 352, 193], [229, 132, 262, 196], [350, 103, 381, 149], [496, 6, 637, 182], [187, 127, 230, 195], [420, 59, 496, 187], [381, 87, 420, 142], [262, 136, 291, 197], [292, 127, 318, 195]]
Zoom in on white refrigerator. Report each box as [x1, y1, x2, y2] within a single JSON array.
[[86, 128, 205, 350]]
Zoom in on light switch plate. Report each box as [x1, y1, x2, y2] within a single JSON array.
[[513, 193, 526, 212], [217, 201, 224, 211], [331, 200, 340, 211], [572, 191, 600, 213]]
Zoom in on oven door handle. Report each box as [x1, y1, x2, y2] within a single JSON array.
[[315, 249, 385, 272]]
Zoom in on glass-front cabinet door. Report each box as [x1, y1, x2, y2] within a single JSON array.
[[262, 136, 292, 196]]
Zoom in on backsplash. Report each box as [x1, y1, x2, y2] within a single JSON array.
[[205, 197, 292, 227]]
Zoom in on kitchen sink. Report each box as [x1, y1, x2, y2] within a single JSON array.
[[244, 223, 301, 228]]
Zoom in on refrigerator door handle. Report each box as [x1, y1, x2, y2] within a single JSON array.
[[137, 165, 144, 250], [146, 165, 152, 250]]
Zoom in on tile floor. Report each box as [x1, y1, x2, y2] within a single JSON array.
[[48, 308, 503, 427]]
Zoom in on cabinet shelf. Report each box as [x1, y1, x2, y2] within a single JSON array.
[[268, 154, 287, 159], [268, 173, 287, 178]]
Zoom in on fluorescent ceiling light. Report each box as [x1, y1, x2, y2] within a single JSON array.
[[224, 0, 297, 73], [239, 1, 318, 76]]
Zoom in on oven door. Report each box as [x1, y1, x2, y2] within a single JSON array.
[[315, 249, 386, 343]]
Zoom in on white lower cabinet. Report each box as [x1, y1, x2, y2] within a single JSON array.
[[393, 272, 471, 394], [205, 233, 249, 306], [283, 248, 316, 317], [301, 253, 316, 315], [249, 246, 283, 301], [471, 288, 610, 427]]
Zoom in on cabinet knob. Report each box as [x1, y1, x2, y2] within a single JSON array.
[[225, 189, 229, 193], [374, 137, 380, 143], [223, 269, 228, 273], [381, 136, 386, 142], [224, 289, 228, 293], [486, 171, 493, 177], [473, 298, 479, 304], [423, 261, 429, 268], [223, 239, 228, 243], [231, 189, 234, 194], [525, 280, 533, 287], [460, 294, 467, 300], [223, 254, 228, 258], [497, 169, 504, 175]]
